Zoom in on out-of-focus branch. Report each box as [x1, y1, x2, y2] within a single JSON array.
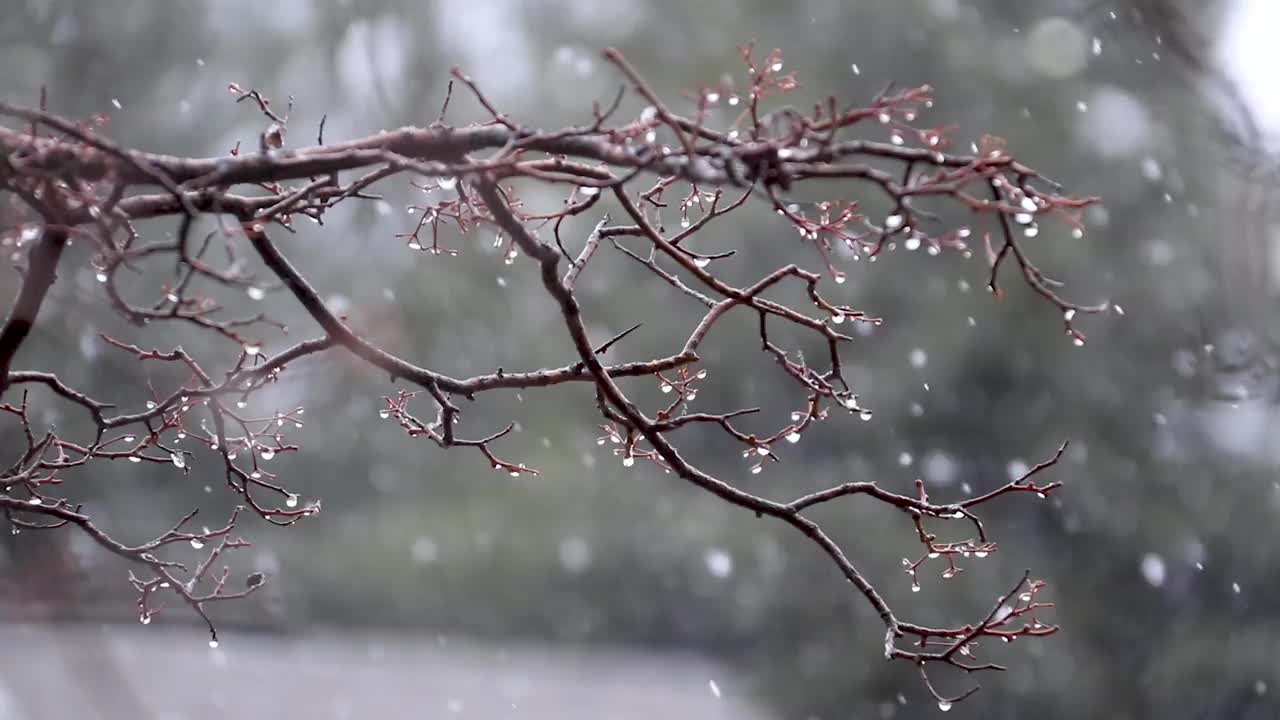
[[0, 226, 68, 397]]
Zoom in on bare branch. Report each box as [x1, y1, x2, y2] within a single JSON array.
[[0, 46, 1091, 700]]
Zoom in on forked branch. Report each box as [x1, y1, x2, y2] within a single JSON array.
[[0, 45, 1100, 703]]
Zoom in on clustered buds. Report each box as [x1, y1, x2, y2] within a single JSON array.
[[0, 44, 1097, 704]]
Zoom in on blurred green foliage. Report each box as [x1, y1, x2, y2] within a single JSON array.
[[2, 1, 1277, 717]]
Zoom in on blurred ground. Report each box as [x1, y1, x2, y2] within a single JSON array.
[[0, 623, 766, 720]]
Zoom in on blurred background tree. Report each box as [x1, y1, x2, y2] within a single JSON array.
[[3, 1, 1280, 718]]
